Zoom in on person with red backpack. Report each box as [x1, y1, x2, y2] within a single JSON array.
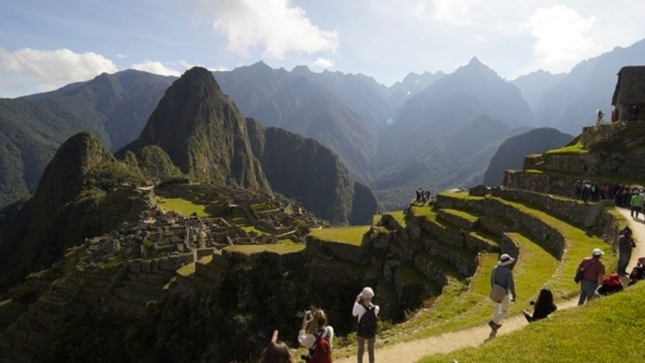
[[353, 287, 379, 363], [298, 309, 334, 363]]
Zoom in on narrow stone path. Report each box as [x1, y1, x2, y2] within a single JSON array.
[[333, 207, 645, 363]]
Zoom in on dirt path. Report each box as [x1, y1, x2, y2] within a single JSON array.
[[334, 207, 645, 363]]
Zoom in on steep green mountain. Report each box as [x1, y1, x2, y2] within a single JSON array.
[[119, 67, 271, 192], [483, 128, 574, 186], [511, 70, 566, 110], [246, 118, 378, 224], [386, 71, 445, 108], [0, 132, 144, 291], [251, 76, 379, 183], [0, 70, 174, 208], [374, 114, 529, 209], [533, 39, 645, 134]]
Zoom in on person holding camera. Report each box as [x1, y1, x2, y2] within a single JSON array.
[[298, 309, 334, 363], [353, 287, 379, 363]]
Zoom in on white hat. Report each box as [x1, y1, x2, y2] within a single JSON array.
[[592, 248, 604, 257], [360, 287, 375, 299], [498, 254, 515, 266]]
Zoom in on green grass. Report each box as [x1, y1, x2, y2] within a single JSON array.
[[225, 243, 305, 255], [469, 229, 500, 248], [419, 282, 645, 363], [176, 263, 196, 277], [493, 198, 619, 298], [442, 208, 480, 222], [438, 191, 484, 201], [388, 211, 407, 226], [159, 198, 210, 217], [545, 140, 588, 155], [309, 226, 369, 245], [378, 230, 559, 344]]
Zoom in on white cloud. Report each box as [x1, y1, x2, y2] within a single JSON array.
[[116, 53, 127, 59], [313, 57, 335, 69], [414, 2, 426, 19], [0, 48, 117, 91], [432, 0, 474, 26], [198, 0, 338, 58], [131, 60, 181, 76], [523, 5, 600, 72]]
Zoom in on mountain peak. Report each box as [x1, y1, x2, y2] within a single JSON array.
[[119, 64, 269, 191], [468, 56, 483, 66]]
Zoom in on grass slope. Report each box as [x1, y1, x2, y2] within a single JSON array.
[[159, 198, 209, 217], [309, 226, 369, 245], [419, 281, 645, 363]]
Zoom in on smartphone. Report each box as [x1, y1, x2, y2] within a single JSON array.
[[305, 310, 312, 320]]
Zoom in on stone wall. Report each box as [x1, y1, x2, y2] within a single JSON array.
[[482, 198, 565, 258], [504, 170, 576, 197], [435, 194, 484, 213], [500, 233, 520, 258]]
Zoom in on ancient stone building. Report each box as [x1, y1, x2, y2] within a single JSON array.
[[612, 66, 645, 121]]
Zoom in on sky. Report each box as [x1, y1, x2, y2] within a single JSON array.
[[1, 0, 644, 98]]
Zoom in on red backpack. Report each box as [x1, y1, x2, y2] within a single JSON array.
[[310, 331, 332, 363]]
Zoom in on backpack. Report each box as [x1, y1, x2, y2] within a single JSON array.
[[309, 330, 332, 363], [356, 304, 378, 339]]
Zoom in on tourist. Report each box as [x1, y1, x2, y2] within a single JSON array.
[[617, 228, 636, 275], [573, 181, 582, 200], [415, 189, 421, 202], [611, 109, 619, 122], [259, 331, 295, 363], [628, 257, 645, 286], [522, 288, 557, 323], [298, 309, 334, 362], [353, 287, 379, 363], [577, 248, 606, 305], [630, 191, 644, 219], [594, 273, 624, 297], [596, 109, 604, 125], [488, 254, 516, 332]]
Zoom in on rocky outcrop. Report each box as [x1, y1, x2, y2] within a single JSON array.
[[120, 67, 270, 192]]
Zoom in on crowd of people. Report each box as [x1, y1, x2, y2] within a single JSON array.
[[257, 287, 380, 363], [414, 188, 435, 204], [571, 180, 645, 208]]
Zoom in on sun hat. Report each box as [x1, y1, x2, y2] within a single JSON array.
[[498, 254, 515, 266], [360, 287, 375, 299], [592, 248, 604, 257]]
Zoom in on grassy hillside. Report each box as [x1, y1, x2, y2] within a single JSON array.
[[420, 281, 645, 363]]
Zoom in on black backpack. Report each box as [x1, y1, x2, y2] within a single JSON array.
[[356, 304, 377, 339]]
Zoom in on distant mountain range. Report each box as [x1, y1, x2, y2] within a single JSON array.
[[2, 39, 645, 210]]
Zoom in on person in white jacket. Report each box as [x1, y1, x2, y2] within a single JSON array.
[[298, 309, 334, 360], [353, 287, 380, 363]]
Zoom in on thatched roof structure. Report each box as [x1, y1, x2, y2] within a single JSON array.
[[612, 66, 645, 106]]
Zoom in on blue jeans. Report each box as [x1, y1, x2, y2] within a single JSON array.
[[618, 252, 631, 274], [578, 279, 598, 305]]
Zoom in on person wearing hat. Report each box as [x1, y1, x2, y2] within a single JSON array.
[[488, 254, 516, 332], [353, 287, 379, 363], [617, 228, 636, 275], [628, 257, 645, 286], [577, 248, 606, 305]]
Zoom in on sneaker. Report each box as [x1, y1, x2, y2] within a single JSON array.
[[488, 320, 498, 332], [496, 323, 502, 330]]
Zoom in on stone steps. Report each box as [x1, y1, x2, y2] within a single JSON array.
[[123, 276, 164, 296], [479, 215, 516, 237], [437, 209, 480, 231], [412, 251, 463, 287], [435, 192, 484, 213], [465, 229, 500, 252], [418, 233, 479, 276], [112, 286, 154, 306]]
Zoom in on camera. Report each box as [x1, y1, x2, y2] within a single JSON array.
[[305, 310, 312, 320]]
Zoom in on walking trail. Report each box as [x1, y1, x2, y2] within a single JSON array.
[[334, 207, 645, 363]]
